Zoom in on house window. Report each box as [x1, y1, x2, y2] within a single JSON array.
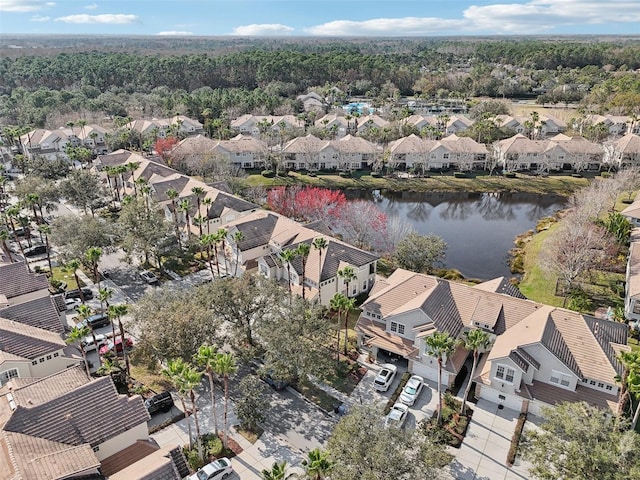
[[92, 445, 100, 452], [32, 361, 37, 366], [46, 355, 52, 360], [39, 358, 45, 363], [633, 302, 640, 314], [606, 385, 613, 391], [397, 324, 405, 335], [550, 370, 571, 387], [390, 322, 398, 332], [0, 369, 19, 386], [495, 364, 515, 384], [53, 353, 59, 357], [390, 322, 406, 335], [597, 382, 604, 388], [590, 380, 596, 385]]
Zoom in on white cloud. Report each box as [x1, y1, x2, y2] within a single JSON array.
[[232, 24, 295, 36], [84, 3, 98, 10], [157, 31, 194, 36], [306, 17, 466, 36], [0, 0, 54, 12], [306, 0, 640, 36], [54, 14, 138, 25], [30, 14, 50, 22]]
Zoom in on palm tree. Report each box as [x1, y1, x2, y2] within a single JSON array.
[[261, 461, 296, 480], [200, 233, 216, 277], [301, 448, 333, 480], [0, 229, 13, 263], [25, 193, 41, 223], [106, 304, 121, 358], [98, 287, 113, 313], [166, 188, 182, 249], [458, 329, 491, 415], [17, 215, 32, 248], [616, 351, 640, 416], [330, 293, 347, 359], [66, 324, 92, 377], [125, 161, 140, 194], [279, 248, 297, 301], [5, 206, 26, 260], [628, 369, 640, 430], [76, 304, 101, 368], [232, 230, 245, 276], [84, 246, 103, 287], [214, 352, 237, 448], [110, 303, 130, 372], [38, 224, 53, 273], [178, 199, 193, 239], [425, 331, 456, 425], [217, 228, 229, 275], [65, 259, 85, 302], [191, 187, 206, 235], [296, 243, 311, 300], [312, 237, 328, 304], [202, 197, 213, 234], [194, 344, 220, 435], [163, 359, 196, 452], [338, 266, 356, 298]]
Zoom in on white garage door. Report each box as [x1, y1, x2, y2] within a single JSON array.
[[478, 386, 524, 411], [411, 361, 449, 386]]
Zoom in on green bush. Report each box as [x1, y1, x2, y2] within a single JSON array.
[[308, 172, 317, 177], [383, 372, 411, 414], [203, 434, 223, 457], [339, 171, 351, 178], [600, 171, 611, 178], [261, 170, 275, 178], [371, 171, 382, 178], [504, 171, 517, 178], [453, 171, 467, 178], [507, 412, 528, 466]]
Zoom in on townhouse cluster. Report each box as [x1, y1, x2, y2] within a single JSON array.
[[9, 112, 640, 175]]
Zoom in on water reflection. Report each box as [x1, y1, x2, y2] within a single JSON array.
[[353, 191, 565, 280]]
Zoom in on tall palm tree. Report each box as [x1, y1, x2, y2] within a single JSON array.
[[5, 206, 26, 260], [216, 228, 229, 275], [194, 344, 220, 435], [296, 243, 311, 300], [106, 304, 121, 358], [17, 216, 32, 248], [202, 197, 213, 234], [616, 351, 640, 416], [191, 186, 206, 236], [76, 304, 101, 368], [38, 224, 53, 272], [166, 188, 182, 249], [214, 352, 237, 448], [338, 266, 356, 298], [125, 161, 140, 194], [458, 329, 491, 415], [98, 287, 113, 313], [66, 324, 92, 377], [261, 461, 296, 480], [301, 448, 333, 480], [279, 248, 297, 302], [25, 193, 41, 223], [163, 359, 196, 451], [84, 246, 103, 287], [425, 331, 456, 425], [330, 293, 347, 359], [312, 237, 328, 304], [0, 229, 14, 263], [200, 233, 216, 277], [342, 296, 356, 356], [110, 303, 130, 372], [628, 369, 640, 430], [232, 230, 245, 276], [65, 259, 85, 302], [178, 199, 193, 239]]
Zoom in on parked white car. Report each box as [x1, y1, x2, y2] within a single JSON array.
[[385, 402, 409, 428], [399, 374, 425, 406], [139, 269, 159, 285], [64, 297, 82, 311], [373, 363, 398, 392], [81, 333, 107, 353], [188, 457, 233, 480]]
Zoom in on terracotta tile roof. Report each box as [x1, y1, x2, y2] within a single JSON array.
[[2, 431, 100, 480], [108, 444, 186, 480], [496, 134, 548, 154], [0, 296, 65, 334], [0, 317, 66, 360], [7, 366, 90, 409], [100, 439, 160, 476], [437, 135, 488, 154], [614, 133, 640, 154], [0, 262, 49, 299], [388, 134, 435, 155], [4, 376, 150, 448], [474, 277, 527, 299], [621, 201, 640, 221], [524, 380, 618, 412], [332, 135, 378, 154], [357, 317, 419, 359], [282, 134, 329, 153]]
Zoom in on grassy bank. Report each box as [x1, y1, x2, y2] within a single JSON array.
[[242, 171, 590, 196]]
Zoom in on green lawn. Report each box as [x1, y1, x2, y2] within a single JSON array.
[[242, 171, 589, 196], [51, 265, 80, 290], [292, 378, 339, 413], [518, 223, 564, 306]]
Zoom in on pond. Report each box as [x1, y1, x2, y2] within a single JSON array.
[[356, 191, 566, 280]]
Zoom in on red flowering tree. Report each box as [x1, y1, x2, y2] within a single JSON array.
[[154, 137, 179, 163], [267, 186, 346, 222]]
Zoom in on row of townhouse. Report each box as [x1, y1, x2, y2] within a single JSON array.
[[0, 254, 189, 479], [94, 150, 380, 305], [356, 269, 629, 416], [94, 150, 260, 240]]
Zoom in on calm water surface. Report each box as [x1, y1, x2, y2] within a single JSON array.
[[361, 191, 566, 280]]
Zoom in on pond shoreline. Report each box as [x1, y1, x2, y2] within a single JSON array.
[[243, 171, 591, 197]]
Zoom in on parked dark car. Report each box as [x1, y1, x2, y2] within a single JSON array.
[[65, 288, 94, 300], [77, 313, 110, 329], [261, 372, 289, 391], [144, 391, 174, 415], [23, 244, 47, 257]]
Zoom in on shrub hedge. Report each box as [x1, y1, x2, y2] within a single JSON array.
[[507, 412, 528, 466], [383, 372, 411, 415], [261, 170, 274, 178]]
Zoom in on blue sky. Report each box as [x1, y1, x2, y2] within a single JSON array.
[[0, 0, 638, 36]]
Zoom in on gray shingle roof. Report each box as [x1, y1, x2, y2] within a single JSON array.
[[207, 192, 257, 219], [319, 240, 378, 282], [236, 214, 279, 250], [0, 318, 66, 360], [0, 262, 49, 299], [515, 347, 540, 370], [584, 316, 629, 376], [0, 296, 65, 333], [509, 350, 530, 372], [5, 376, 150, 447], [419, 281, 464, 337]]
